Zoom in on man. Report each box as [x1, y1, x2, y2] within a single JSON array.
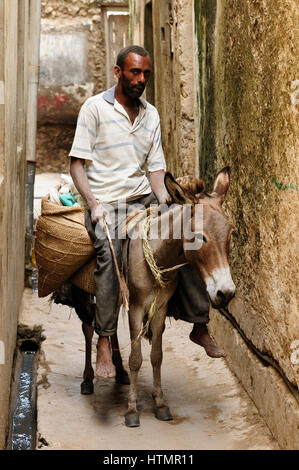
[[70, 45, 225, 378]]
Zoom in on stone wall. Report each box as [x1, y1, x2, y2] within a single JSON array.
[[196, 0, 299, 449], [37, 0, 129, 174], [211, 0, 299, 389], [132, 0, 199, 177], [0, 0, 29, 449]]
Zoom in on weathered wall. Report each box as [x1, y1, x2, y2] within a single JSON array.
[[194, 0, 217, 188], [132, 0, 199, 177], [196, 0, 299, 449], [0, 0, 29, 449], [39, 0, 107, 125], [213, 0, 299, 388], [37, 0, 129, 174]]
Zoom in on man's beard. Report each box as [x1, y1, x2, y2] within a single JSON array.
[[121, 75, 145, 99]]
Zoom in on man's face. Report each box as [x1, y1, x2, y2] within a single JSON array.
[[116, 52, 151, 99]]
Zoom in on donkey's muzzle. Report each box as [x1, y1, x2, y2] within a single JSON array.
[[205, 268, 236, 308]]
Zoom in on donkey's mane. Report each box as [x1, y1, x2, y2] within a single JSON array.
[[176, 176, 206, 199]]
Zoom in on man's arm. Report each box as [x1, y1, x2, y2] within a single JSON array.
[[70, 157, 110, 224], [149, 169, 170, 204]]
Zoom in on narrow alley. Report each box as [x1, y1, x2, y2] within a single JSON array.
[[20, 287, 278, 450], [0, 0, 298, 453]]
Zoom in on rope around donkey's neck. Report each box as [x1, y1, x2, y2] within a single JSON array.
[[142, 214, 188, 287], [137, 214, 188, 340]]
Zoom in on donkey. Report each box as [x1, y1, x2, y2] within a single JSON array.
[[124, 166, 235, 427], [52, 167, 235, 425]]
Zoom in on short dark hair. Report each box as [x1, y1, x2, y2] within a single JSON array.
[[116, 45, 151, 70]]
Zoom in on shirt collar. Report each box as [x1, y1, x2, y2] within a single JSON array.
[[103, 85, 147, 109]]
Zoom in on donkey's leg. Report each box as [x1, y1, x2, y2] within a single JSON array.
[[81, 321, 95, 395], [125, 307, 144, 427], [150, 307, 173, 421], [70, 285, 96, 395], [110, 332, 130, 385]]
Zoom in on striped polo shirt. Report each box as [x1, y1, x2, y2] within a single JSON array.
[[69, 85, 166, 204]]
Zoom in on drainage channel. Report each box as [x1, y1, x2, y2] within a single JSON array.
[[6, 339, 39, 450]]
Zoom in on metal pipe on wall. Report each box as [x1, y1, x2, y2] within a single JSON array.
[[25, 0, 41, 278]]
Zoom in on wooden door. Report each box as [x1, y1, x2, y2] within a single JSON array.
[[105, 11, 130, 88]]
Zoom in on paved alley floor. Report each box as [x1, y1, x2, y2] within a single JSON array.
[[20, 289, 279, 450]]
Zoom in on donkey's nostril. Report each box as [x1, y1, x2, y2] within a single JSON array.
[[217, 290, 225, 300], [216, 289, 235, 306]]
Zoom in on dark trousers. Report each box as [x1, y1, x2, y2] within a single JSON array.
[[85, 193, 210, 336]]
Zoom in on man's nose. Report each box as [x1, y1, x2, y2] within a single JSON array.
[[138, 73, 145, 84]]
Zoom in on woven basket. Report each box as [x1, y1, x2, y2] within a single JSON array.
[[71, 257, 96, 295], [35, 196, 96, 297]]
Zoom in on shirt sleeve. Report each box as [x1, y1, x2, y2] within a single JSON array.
[[146, 115, 167, 172], [69, 101, 98, 162]]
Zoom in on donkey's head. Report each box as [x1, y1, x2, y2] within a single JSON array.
[[165, 167, 236, 308]]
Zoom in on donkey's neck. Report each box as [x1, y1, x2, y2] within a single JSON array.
[[147, 204, 186, 270]]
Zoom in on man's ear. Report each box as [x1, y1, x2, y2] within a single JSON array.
[[114, 65, 122, 79], [211, 166, 231, 204], [164, 172, 193, 205]]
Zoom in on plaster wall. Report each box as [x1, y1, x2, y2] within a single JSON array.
[[209, 0, 299, 391], [38, 0, 108, 125], [196, 0, 299, 448], [37, 0, 129, 174], [0, 0, 29, 449]]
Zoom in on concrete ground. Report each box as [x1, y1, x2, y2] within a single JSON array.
[[20, 288, 279, 450]]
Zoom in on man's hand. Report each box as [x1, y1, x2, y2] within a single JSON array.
[[91, 203, 111, 227], [149, 170, 171, 205]]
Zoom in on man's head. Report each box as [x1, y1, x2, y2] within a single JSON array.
[[114, 45, 152, 99]]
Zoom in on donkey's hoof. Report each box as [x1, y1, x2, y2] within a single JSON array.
[[125, 412, 140, 428], [81, 381, 94, 395], [115, 369, 130, 385], [154, 406, 173, 421]]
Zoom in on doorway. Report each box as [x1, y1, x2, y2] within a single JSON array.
[[105, 9, 130, 88]]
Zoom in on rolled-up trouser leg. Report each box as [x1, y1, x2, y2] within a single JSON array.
[[171, 264, 210, 324], [85, 210, 122, 336]]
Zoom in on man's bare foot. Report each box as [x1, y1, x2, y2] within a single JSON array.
[[189, 324, 226, 358], [95, 336, 116, 378]]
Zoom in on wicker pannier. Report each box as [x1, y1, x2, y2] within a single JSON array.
[[35, 196, 96, 297], [71, 257, 96, 295]]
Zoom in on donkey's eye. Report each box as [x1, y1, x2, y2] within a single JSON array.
[[194, 233, 207, 243]]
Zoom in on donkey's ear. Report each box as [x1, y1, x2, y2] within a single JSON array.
[[211, 166, 231, 204], [164, 172, 193, 205]]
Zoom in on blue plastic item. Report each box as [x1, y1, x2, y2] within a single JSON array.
[[59, 193, 77, 206]]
